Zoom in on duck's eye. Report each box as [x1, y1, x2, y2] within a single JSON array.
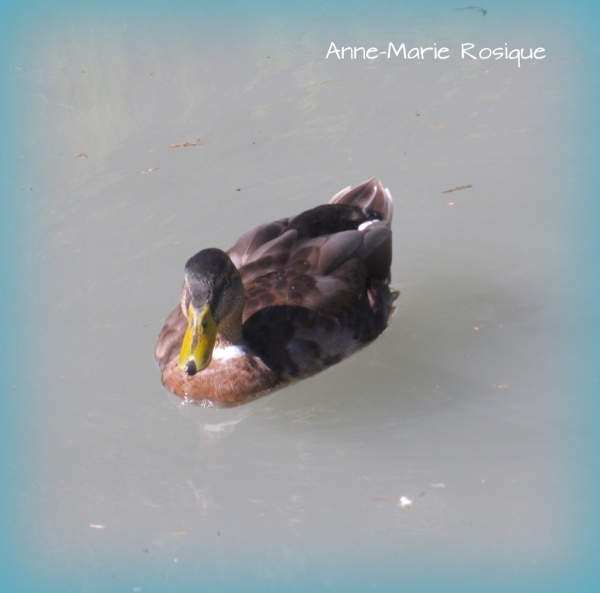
[[201, 319, 208, 330]]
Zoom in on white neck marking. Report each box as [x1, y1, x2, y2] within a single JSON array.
[[212, 345, 246, 360]]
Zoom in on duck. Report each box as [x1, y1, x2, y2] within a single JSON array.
[[155, 178, 397, 408]]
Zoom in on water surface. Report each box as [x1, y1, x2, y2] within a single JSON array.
[[9, 5, 583, 590]]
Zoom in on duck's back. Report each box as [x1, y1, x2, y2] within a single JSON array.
[[227, 178, 396, 380]]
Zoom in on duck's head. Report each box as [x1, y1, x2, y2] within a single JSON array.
[[178, 248, 244, 376]]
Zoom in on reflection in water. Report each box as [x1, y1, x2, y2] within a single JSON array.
[[175, 395, 268, 443]]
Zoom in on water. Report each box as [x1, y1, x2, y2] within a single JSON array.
[[8, 6, 582, 590]]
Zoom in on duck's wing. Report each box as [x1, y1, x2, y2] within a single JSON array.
[[234, 180, 393, 319], [240, 178, 395, 378], [227, 223, 298, 285], [227, 178, 392, 272], [280, 220, 392, 313]]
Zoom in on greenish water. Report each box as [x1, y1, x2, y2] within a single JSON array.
[[4, 4, 588, 591]]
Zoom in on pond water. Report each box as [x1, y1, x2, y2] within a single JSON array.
[[8, 4, 584, 591]]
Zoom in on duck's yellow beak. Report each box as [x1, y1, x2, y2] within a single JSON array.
[[178, 302, 218, 376]]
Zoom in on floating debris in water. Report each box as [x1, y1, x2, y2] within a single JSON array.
[[442, 184, 473, 194], [169, 140, 203, 148], [375, 495, 414, 508], [398, 496, 413, 508]]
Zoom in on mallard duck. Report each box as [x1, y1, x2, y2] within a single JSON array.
[[155, 178, 397, 407]]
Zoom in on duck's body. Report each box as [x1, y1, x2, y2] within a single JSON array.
[[155, 178, 397, 407]]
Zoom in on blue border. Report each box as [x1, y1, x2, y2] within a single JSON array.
[[0, 0, 25, 589], [580, 0, 600, 588], [1, 1, 598, 591]]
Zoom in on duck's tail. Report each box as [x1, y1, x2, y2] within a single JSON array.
[[328, 178, 393, 223]]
